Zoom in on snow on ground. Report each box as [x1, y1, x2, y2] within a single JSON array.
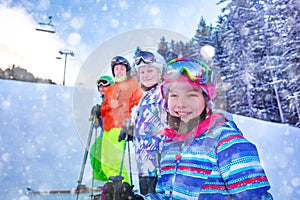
[[0, 79, 299, 199]]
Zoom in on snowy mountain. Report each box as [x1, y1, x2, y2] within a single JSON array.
[[0, 79, 299, 199]]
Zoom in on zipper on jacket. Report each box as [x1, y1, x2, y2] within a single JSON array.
[[169, 141, 184, 199]]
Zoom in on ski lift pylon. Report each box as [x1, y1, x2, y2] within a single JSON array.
[[36, 16, 56, 33]]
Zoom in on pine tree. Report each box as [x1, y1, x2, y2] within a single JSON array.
[[191, 17, 214, 60], [157, 37, 169, 60]]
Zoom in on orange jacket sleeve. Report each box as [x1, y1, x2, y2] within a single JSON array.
[[128, 77, 143, 113]]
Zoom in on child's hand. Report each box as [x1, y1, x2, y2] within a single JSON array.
[[118, 126, 133, 142]]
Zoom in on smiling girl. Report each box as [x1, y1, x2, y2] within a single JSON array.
[[145, 58, 273, 200]]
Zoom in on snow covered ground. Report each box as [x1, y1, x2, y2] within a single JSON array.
[[0, 79, 300, 199]]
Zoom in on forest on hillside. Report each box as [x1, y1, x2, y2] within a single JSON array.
[[155, 0, 299, 127], [0, 65, 56, 84]]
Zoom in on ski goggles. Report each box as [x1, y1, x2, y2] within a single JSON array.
[[97, 79, 112, 87], [111, 56, 129, 67], [163, 57, 214, 85], [134, 51, 156, 66]]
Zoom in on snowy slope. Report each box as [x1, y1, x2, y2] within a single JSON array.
[[232, 114, 300, 199], [0, 80, 85, 199], [0, 79, 299, 199]]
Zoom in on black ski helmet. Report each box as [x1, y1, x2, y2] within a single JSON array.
[[110, 56, 131, 77]]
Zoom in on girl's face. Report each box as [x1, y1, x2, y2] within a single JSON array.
[[168, 80, 206, 123], [114, 64, 127, 78], [139, 65, 160, 87]]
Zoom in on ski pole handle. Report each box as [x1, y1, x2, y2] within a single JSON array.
[[124, 119, 131, 129]]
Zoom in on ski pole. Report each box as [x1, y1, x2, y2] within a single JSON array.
[[90, 125, 98, 199], [119, 135, 127, 176], [127, 140, 133, 185], [76, 115, 96, 200], [119, 119, 131, 177], [124, 119, 133, 185]]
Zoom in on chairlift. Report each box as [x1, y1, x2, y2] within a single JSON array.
[[36, 16, 56, 33]]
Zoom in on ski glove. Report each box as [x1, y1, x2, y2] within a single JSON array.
[[118, 125, 133, 142], [90, 104, 101, 118], [89, 104, 101, 127], [133, 194, 145, 200]]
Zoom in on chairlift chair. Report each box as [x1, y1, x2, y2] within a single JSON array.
[[36, 16, 56, 33]]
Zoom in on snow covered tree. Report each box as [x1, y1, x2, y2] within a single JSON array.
[[157, 38, 179, 62], [190, 17, 214, 60], [157, 37, 169, 59], [215, 0, 299, 125], [272, 0, 300, 125], [216, 0, 267, 118], [258, 0, 300, 124]]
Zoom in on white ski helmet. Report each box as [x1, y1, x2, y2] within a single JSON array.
[[134, 50, 166, 76]]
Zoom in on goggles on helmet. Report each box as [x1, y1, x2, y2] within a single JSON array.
[[134, 51, 156, 66], [111, 56, 129, 67], [97, 79, 112, 87], [163, 57, 214, 85]]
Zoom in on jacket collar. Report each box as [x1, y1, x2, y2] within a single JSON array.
[[162, 113, 226, 142]]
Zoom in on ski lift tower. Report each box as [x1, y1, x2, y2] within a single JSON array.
[[36, 16, 56, 33], [58, 50, 74, 86]]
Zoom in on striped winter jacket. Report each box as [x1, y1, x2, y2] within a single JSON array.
[[145, 113, 273, 200]]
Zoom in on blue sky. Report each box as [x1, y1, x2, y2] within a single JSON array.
[[0, 0, 224, 85]]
